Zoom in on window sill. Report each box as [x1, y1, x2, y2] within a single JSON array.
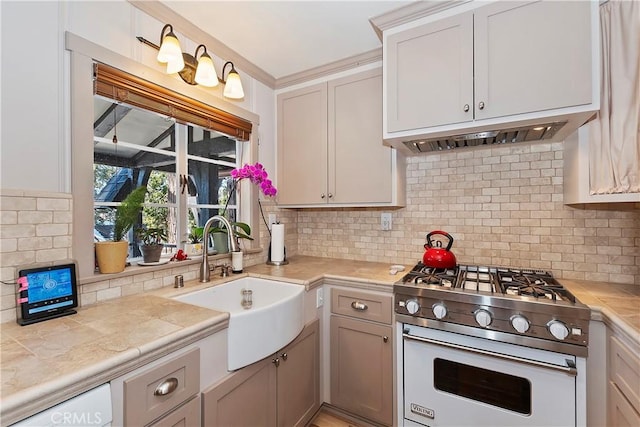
[[80, 248, 263, 285]]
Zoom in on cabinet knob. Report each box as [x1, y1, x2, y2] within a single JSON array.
[[272, 358, 280, 367], [321, 193, 326, 199], [383, 336, 389, 343], [153, 377, 179, 396], [478, 101, 485, 110], [463, 104, 470, 112], [328, 193, 333, 199], [280, 352, 288, 361]]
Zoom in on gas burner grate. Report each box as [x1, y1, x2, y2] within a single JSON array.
[[457, 265, 501, 293], [497, 269, 576, 303], [401, 263, 458, 288]]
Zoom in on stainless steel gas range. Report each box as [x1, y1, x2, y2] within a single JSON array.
[[394, 263, 590, 427]]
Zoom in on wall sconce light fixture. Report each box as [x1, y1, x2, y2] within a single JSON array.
[[137, 23, 245, 99]]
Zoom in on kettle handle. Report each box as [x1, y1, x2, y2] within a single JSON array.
[[426, 231, 454, 251]]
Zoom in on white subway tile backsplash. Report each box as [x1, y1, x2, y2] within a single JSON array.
[[294, 143, 639, 285], [1, 143, 638, 323]]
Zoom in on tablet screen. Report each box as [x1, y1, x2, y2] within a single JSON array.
[[17, 263, 78, 324]]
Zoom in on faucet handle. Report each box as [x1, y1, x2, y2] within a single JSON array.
[[213, 264, 230, 277], [221, 263, 231, 277]]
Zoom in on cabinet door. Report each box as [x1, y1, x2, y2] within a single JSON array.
[[386, 13, 473, 132], [609, 382, 640, 427], [277, 319, 320, 427], [277, 83, 328, 205], [329, 69, 392, 204], [148, 395, 201, 427], [202, 357, 277, 427], [474, 0, 593, 120], [330, 316, 393, 426]]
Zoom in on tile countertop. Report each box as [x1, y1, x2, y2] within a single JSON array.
[[560, 278, 640, 342], [0, 255, 637, 424], [0, 294, 228, 426]]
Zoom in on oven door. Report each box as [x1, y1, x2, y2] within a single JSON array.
[[402, 325, 578, 427]]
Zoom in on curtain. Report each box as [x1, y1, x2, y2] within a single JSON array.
[[589, 0, 640, 194]]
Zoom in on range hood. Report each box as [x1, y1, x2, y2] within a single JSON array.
[[384, 109, 598, 155], [403, 121, 567, 154]]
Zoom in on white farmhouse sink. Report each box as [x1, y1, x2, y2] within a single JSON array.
[[174, 277, 304, 370]]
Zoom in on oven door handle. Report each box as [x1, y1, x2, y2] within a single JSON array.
[[403, 333, 577, 377]]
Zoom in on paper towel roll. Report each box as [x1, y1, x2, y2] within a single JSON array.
[[271, 223, 285, 262]]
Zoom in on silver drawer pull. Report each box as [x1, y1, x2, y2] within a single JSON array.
[[154, 377, 179, 396], [351, 301, 368, 311]]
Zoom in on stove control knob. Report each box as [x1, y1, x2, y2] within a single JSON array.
[[474, 309, 492, 327], [548, 320, 570, 340], [511, 315, 530, 333], [405, 299, 421, 315], [432, 303, 448, 320]]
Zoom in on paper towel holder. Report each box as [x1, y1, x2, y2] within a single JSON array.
[[266, 242, 289, 266]]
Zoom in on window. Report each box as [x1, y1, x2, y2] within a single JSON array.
[[93, 95, 241, 259], [69, 50, 258, 278]]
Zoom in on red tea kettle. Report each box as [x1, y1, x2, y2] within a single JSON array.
[[423, 230, 457, 269]]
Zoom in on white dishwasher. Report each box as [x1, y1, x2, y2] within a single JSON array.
[[10, 384, 112, 427]]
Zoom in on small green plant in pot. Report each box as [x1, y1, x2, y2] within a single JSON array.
[[184, 226, 204, 256], [95, 186, 147, 273], [137, 226, 168, 263], [210, 222, 253, 254]]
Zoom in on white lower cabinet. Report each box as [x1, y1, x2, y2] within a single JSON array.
[[330, 288, 393, 426], [608, 335, 640, 426], [202, 319, 320, 427]]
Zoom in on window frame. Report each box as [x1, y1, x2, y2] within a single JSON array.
[[68, 33, 260, 279]]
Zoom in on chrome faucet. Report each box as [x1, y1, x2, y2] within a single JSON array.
[[200, 215, 240, 283]]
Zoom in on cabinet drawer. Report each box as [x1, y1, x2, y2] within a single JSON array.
[[331, 288, 392, 324], [124, 348, 200, 426], [148, 395, 201, 427], [609, 381, 640, 427], [610, 336, 640, 413]]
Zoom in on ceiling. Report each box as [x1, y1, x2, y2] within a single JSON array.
[[159, 0, 411, 80]]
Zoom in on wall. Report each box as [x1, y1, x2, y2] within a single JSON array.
[[0, 1, 279, 322], [295, 142, 640, 285]]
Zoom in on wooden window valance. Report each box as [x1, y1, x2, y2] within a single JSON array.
[[94, 63, 252, 141]]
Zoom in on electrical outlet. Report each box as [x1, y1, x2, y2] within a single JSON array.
[[381, 212, 392, 231], [316, 287, 324, 308], [268, 213, 277, 229]]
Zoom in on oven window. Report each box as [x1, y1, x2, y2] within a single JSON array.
[[434, 358, 531, 415]]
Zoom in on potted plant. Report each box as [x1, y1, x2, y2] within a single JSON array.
[[137, 226, 168, 263], [210, 162, 276, 253], [210, 221, 253, 254], [184, 226, 204, 256], [94, 186, 147, 273]]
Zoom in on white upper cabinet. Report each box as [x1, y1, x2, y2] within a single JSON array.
[[563, 126, 640, 204], [277, 68, 405, 208], [380, 0, 599, 153], [277, 83, 328, 206], [386, 12, 473, 132]]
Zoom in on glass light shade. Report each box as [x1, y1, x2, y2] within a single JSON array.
[[223, 71, 244, 99], [194, 54, 219, 87], [157, 34, 183, 64], [165, 55, 185, 74]]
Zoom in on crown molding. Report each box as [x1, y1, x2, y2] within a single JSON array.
[[128, 0, 276, 89], [369, 0, 471, 40], [274, 48, 383, 89]]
